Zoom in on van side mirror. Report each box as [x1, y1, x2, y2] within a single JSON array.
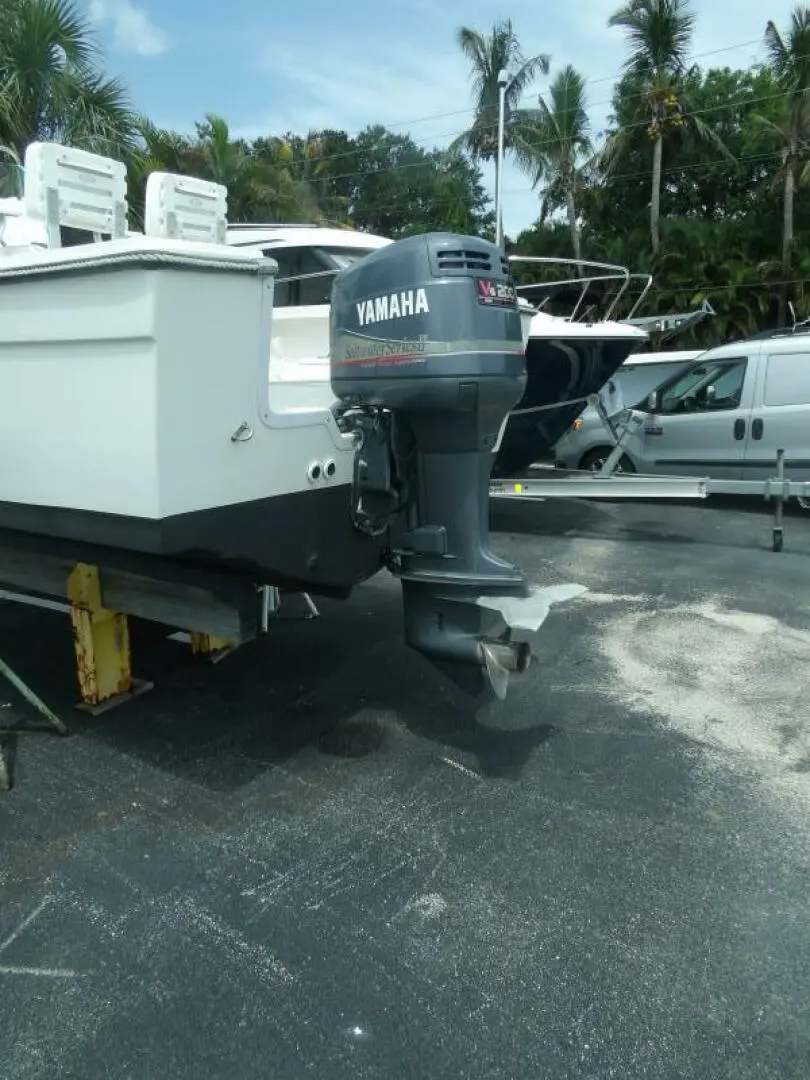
[[646, 390, 658, 411]]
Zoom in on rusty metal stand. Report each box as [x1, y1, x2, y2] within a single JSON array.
[[189, 631, 237, 664], [67, 563, 154, 714]]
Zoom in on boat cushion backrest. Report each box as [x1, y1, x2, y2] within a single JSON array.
[[144, 172, 228, 244], [23, 141, 128, 247]]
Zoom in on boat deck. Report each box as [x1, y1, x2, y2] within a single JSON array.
[[2, 498, 809, 1079]]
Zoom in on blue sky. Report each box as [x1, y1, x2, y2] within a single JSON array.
[[83, 0, 770, 236]]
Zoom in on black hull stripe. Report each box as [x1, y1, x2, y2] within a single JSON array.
[[0, 486, 389, 598]]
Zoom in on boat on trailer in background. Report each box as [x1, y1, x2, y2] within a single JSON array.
[[493, 257, 715, 476], [0, 141, 586, 706]]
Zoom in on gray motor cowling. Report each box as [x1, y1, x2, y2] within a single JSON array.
[[330, 232, 583, 699]]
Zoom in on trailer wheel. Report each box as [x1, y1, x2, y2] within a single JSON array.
[[580, 447, 636, 475]]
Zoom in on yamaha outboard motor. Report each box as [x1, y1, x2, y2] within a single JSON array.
[[330, 232, 585, 700]]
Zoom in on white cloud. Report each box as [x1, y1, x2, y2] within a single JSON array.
[[238, 1, 771, 237], [249, 40, 473, 145], [88, 0, 168, 58]]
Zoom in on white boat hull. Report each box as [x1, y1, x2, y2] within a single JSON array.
[[0, 238, 388, 594]]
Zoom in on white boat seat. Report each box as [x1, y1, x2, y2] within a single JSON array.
[[23, 141, 128, 248], [144, 171, 227, 244]]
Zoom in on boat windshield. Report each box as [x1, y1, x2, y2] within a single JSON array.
[[317, 246, 380, 269], [0, 161, 23, 199]]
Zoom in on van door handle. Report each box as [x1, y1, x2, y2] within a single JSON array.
[[733, 418, 745, 440], [752, 418, 763, 440]]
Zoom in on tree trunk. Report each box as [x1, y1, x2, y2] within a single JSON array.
[[650, 133, 663, 256], [780, 152, 795, 327], [783, 157, 795, 265], [566, 186, 582, 268]]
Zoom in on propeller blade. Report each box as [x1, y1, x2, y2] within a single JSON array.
[[481, 641, 511, 701]]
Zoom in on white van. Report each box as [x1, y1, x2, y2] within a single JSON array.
[[553, 349, 704, 472], [583, 329, 810, 481]]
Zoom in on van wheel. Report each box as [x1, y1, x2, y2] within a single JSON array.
[[799, 496, 810, 512], [580, 447, 636, 475]]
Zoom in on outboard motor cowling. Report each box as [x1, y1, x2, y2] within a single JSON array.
[[330, 232, 585, 699]]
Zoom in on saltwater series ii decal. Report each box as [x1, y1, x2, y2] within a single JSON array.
[[476, 278, 518, 308], [338, 333, 429, 367], [332, 331, 525, 368], [356, 288, 430, 326]]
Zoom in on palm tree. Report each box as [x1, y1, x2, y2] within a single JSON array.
[[0, 0, 138, 160], [136, 118, 202, 176], [604, 0, 732, 254], [450, 19, 550, 236], [130, 116, 325, 227], [193, 114, 321, 222], [754, 7, 810, 273], [252, 132, 350, 223], [514, 65, 592, 261]]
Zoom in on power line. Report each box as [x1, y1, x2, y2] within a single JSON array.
[[236, 146, 783, 232], [301, 35, 766, 139], [229, 47, 806, 187], [250, 83, 792, 196], [550, 146, 782, 191], [279, 140, 791, 231], [510, 35, 768, 111], [238, 35, 772, 173]]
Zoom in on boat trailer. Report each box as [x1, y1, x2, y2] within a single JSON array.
[[490, 401, 810, 554]]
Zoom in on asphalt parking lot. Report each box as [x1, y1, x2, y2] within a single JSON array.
[[1, 496, 809, 1079]]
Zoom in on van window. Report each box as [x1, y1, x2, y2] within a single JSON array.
[[763, 352, 810, 406], [659, 357, 747, 414]]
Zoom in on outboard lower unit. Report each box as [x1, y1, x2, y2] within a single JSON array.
[[330, 232, 585, 699]]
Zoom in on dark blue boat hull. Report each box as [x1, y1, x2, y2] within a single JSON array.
[[492, 332, 645, 477]]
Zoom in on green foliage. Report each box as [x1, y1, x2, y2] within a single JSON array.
[[0, 0, 138, 158], [133, 118, 494, 240], [513, 2, 810, 347], [347, 126, 494, 238]]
